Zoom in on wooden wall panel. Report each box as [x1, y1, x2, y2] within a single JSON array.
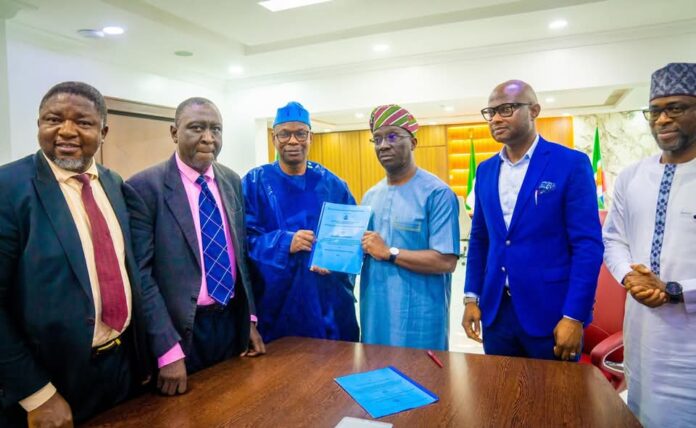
[[414, 146, 448, 183], [359, 130, 385, 202], [267, 129, 275, 163], [415, 125, 447, 147], [537, 117, 574, 147], [308, 132, 323, 164]]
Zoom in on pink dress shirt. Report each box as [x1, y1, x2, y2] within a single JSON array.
[[158, 154, 256, 367]]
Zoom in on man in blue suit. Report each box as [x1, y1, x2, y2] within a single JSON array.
[[462, 80, 603, 361]]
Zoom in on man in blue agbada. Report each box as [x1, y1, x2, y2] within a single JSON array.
[[361, 105, 460, 351], [242, 102, 359, 343]]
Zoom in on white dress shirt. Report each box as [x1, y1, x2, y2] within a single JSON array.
[[603, 154, 696, 427]]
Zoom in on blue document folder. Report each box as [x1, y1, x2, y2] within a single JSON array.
[[309, 202, 372, 274], [335, 366, 439, 419]]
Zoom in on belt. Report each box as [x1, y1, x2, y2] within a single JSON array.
[[196, 303, 228, 313], [92, 337, 122, 358]]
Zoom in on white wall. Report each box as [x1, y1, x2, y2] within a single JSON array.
[[0, 20, 11, 165], [5, 36, 226, 162]]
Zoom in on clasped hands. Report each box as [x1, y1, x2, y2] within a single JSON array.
[[623, 263, 668, 308]]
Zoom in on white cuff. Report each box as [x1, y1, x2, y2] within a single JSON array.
[[19, 382, 57, 412]]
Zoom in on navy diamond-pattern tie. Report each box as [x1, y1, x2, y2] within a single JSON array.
[[649, 164, 677, 277], [196, 176, 234, 305]]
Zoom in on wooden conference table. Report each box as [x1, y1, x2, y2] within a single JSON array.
[[87, 337, 639, 427]]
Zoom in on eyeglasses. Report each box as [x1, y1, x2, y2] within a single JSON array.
[[642, 104, 695, 121], [480, 103, 532, 121], [369, 132, 411, 145], [275, 129, 310, 143]]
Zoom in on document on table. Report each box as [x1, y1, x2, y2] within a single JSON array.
[[335, 366, 438, 419], [309, 202, 372, 274]]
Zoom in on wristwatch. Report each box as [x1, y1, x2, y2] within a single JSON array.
[[464, 297, 479, 306], [388, 247, 400, 263], [665, 281, 683, 304]]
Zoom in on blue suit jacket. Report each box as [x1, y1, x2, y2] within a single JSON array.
[[464, 137, 603, 337]]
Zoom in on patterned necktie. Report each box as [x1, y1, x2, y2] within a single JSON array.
[[75, 174, 128, 331], [196, 176, 234, 305], [649, 163, 677, 277]]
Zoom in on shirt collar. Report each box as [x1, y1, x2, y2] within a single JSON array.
[[498, 134, 540, 166], [42, 152, 99, 183], [175, 152, 214, 184]]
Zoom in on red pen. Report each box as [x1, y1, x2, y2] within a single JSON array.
[[427, 350, 444, 368]]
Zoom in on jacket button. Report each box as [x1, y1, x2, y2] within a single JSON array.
[[505, 240, 511, 246], [501, 266, 506, 272], [86, 317, 95, 326]]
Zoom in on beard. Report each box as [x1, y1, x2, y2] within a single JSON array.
[[49, 155, 90, 172]]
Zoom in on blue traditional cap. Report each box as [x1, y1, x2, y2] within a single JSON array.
[[650, 63, 696, 100], [273, 101, 311, 128]]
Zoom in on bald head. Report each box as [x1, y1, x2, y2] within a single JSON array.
[[489, 80, 539, 105], [485, 79, 541, 148]]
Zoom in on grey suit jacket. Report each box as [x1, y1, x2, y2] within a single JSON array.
[[125, 155, 254, 354]]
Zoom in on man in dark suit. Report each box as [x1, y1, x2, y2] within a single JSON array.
[[462, 80, 603, 361], [0, 82, 181, 427], [125, 97, 264, 389]]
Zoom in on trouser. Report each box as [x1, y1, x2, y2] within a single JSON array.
[[186, 303, 240, 374], [483, 288, 580, 361], [0, 335, 133, 428]]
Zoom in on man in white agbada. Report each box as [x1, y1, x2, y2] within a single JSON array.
[[603, 62, 696, 427]]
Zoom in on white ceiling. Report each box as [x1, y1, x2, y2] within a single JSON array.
[[5, 0, 696, 128]]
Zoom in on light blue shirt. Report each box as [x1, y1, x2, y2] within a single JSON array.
[[360, 169, 460, 351], [498, 135, 539, 229]]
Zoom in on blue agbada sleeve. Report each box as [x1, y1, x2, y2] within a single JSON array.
[[241, 169, 293, 270]]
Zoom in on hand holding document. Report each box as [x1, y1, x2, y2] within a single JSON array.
[[309, 202, 372, 274]]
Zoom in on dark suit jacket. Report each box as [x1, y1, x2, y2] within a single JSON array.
[[465, 137, 603, 337], [0, 152, 180, 411], [125, 155, 254, 355]]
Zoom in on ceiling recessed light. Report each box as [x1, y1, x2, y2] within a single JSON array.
[[258, 0, 332, 12], [228, 65, 244, 75], [373, 43, 390, 53], [354, 112, 364, 119], [428, 121, 437, 125], [102, 26, 125, 35], [641, 105, 649, 109], [443, 106, 454, 112], [548, 19, 568, 30], [562, 112, 571, 117], [77, 29, 104, 39], [324, 128, 332, 133], [174, 50, 193, 57], [545, 97, 555, 103]]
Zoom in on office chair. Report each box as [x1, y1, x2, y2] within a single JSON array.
[[579, 210, 626, 392]]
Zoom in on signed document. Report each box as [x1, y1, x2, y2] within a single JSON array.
[[309, 202, 372, 274], [335, 366, 438, 419]]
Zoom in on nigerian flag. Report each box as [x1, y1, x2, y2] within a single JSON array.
[[465, 138, 476, 211], [591, 127, 606, 209]]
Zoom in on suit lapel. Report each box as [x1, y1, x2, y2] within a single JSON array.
[[32, 152, 93, 301], [98, 166, 138, 281], [213, 163, 243, 267], [486, 157, 508, 235], [507, 138, 551, 235], [164, 155, 201, 267]]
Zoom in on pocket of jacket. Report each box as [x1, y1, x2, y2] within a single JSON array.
[[543, 266, 571, 283]]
